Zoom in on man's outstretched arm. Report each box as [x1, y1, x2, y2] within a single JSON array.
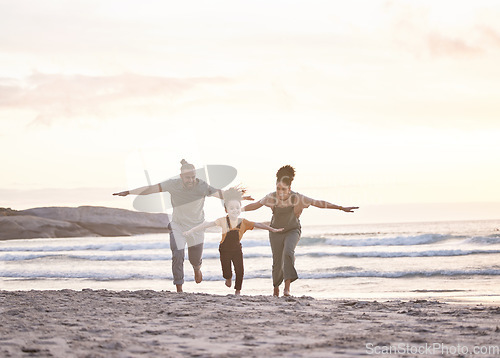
[[113, 183, 162, 196]]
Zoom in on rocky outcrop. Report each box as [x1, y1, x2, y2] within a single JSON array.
[[0, 206, 171, 240]]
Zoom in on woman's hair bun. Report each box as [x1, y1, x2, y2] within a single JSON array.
[[276, 165, 295, 185], [180, 159, 188, 165]]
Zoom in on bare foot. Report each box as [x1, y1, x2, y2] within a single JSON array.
[[284, 279, 291, 296], [235, 290, 241, 295], [273, 287, 279, 297], [194, 269, 203, 284], [225, 278, 232, 287], [176, 284, 183, 293]]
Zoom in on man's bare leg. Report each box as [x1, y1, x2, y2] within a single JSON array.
[[194, 269, 203, 284], [273, 286, 279, 297], [283, 279, 291, 296], [225, 278, 232, 287], [176, 284, 183, 293]]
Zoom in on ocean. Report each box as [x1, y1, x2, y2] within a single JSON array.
[[2, 219, 500, 304]]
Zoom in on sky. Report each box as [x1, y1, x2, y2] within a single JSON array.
[[1, 0, 500, 225]]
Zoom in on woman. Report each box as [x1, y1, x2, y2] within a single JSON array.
[[243, 165, 358, 297]]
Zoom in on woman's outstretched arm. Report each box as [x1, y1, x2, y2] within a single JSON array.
[[242, 193, 274, 212], [310, 199, 358, 213], [242, 201, 264, 212]]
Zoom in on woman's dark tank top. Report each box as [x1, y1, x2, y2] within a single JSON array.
[[270, 192, 301, 232]]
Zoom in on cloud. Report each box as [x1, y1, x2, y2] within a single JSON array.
[[384, 1, 500, 58], [0, 72, 231, 126], [479, 26, 500, 48], [427, 32, 482, 57]]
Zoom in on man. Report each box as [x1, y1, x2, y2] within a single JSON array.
[[114, 159, 221, 293]]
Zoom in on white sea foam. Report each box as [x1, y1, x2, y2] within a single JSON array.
[[0, 242, 170, 252], [2, 219, 500, 300], [307, 249, 500, 258], [2, 268, 500, 281], [465, 236, 500, 245], [3, 248, 500, 263], [303, 233, 461, 247], [0, 234, 463, 253], [297, 269, 500, 279]]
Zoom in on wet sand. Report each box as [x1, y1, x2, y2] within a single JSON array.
[[1, 290, 499, 357]]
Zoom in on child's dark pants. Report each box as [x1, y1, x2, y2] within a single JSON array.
[[219, 229, 244, 291]]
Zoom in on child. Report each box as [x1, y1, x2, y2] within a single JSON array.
[[184, 187, 283, 295]]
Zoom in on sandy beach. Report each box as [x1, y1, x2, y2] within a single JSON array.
[[1, 290, 499, 357]]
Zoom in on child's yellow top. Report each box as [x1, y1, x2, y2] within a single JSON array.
[[215, 216, 255, 244]]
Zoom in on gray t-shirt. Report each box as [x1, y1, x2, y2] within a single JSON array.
[[159, 178, 217, 227]]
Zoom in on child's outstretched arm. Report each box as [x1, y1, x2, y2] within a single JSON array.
[[254, 222, 284, 233], [183, 221, 217, 236]]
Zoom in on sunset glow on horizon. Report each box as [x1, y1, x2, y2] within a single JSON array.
[[1, 0, 499, 224]]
